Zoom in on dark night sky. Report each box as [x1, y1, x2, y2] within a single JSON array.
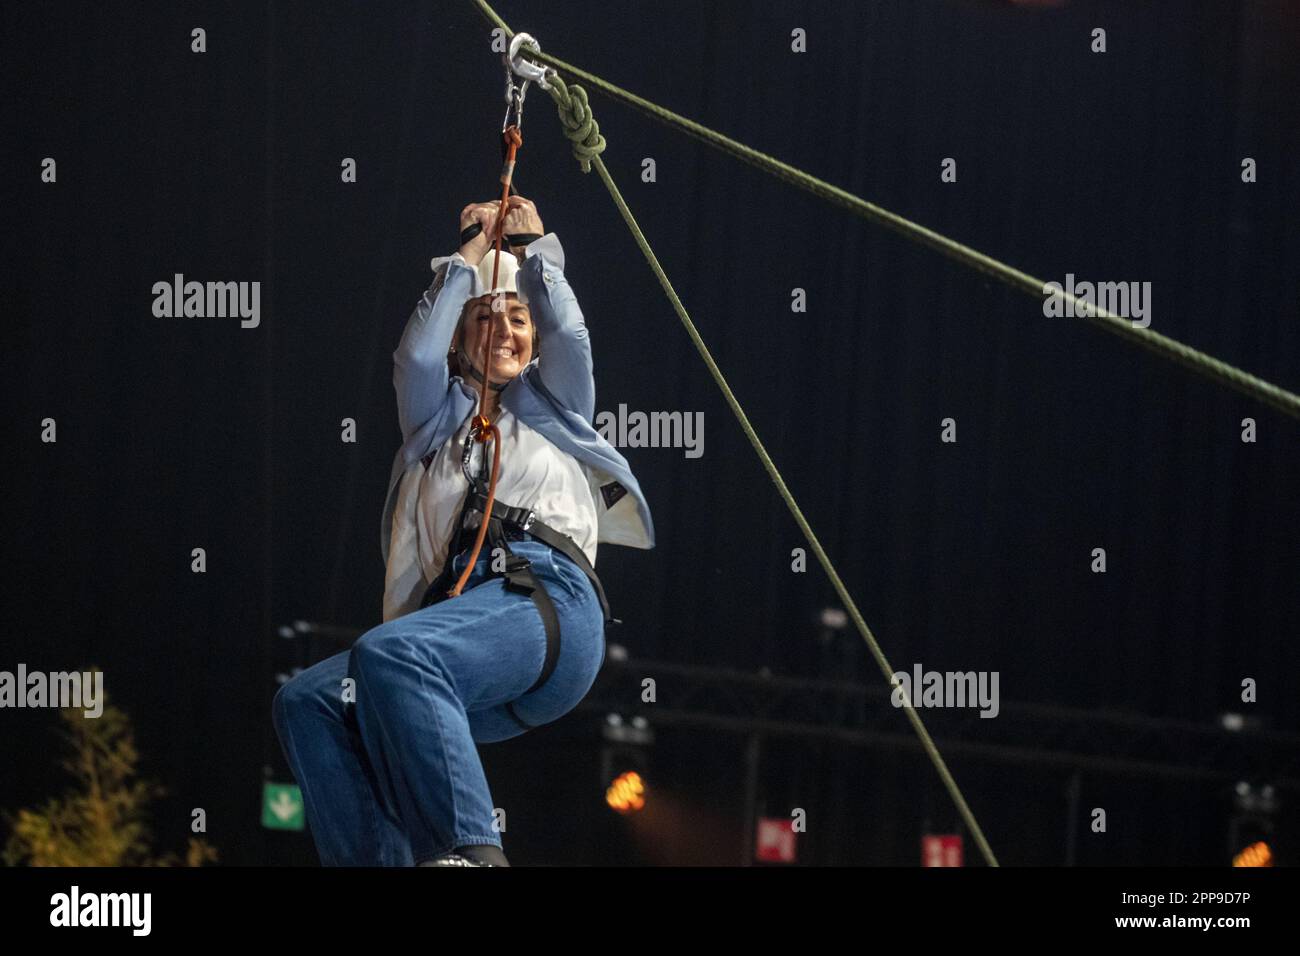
[[3, 0, 1298, 865]]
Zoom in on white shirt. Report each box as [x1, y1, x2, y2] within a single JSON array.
[[382, 403, 600, 621]]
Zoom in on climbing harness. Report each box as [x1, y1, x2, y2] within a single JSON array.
[[417, 487, 614, 731], [417, 424, 614, 731], [426, 29, 611, 732]]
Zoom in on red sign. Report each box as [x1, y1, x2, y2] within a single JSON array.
[[921, 834, 963, 867], [755, 818, 797, 862]]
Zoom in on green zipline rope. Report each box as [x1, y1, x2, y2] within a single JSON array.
[[473, 2, 1300, 422], [473, 3, 1008, 865]]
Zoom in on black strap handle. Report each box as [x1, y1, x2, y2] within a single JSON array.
[[458, 221, 543, 250]]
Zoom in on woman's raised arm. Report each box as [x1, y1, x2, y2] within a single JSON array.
[[392, 202, 501, 442], [501, 197, 597, 423], [391, 260, 473, 442], [517, 235, 596, 423]]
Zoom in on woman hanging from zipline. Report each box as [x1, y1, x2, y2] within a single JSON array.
[[273, 195, 655, 866]]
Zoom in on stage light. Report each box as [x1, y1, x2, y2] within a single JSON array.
[[1228, 781, 1280, 866], [602, 712, 653, 745], [600, 713, 653, 814], [819, 607, 848, 630], [1232, 841, 1273, 867], [605, 770, 647, 814], [1219, 711, 1266, 733]]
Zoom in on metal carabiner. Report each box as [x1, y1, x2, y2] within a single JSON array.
[[507, 33, 554, 88], [502, 75, 529, 132], [500, 32, 555, 132], [460, 417, 495, 490]]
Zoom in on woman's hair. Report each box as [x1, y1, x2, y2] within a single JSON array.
[[446, 297, 539, 380]]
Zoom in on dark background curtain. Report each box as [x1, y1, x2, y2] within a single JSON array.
[[4, 0, 1297, 865]]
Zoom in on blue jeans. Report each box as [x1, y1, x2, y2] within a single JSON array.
[[272, 538, 607, 866]]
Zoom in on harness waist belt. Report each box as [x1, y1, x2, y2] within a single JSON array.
[[417, 491, 616, 732], [458, 492, 613, 624]]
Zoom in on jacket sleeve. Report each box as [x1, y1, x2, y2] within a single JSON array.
[[392, 253, 477, 442], [517, 234, 597, 424]]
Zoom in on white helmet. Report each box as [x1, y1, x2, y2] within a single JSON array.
[[472, 247, 528, 305], [445, 247, 538, 382], [431, 245, 530, 304]]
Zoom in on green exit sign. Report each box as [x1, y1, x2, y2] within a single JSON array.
[[262, 782, 305, 831]]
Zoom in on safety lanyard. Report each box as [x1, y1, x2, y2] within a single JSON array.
[[444, 32, 555, 601]]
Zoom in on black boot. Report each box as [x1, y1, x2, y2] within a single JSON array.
[[418, 853, 482, 867], [417, 844, 510, 867], [454, 843, 510, 867]]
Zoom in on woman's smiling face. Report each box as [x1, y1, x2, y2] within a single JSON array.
[[457, 292, 534, 383]]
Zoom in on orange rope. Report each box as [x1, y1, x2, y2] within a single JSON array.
[[446, 124, 523, 598]]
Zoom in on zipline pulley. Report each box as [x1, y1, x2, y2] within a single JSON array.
[[501, 32, 554, 132]]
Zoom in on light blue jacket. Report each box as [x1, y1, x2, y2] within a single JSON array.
[[380, 233, 655, 611]]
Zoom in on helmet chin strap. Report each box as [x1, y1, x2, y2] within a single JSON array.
[[459, 353, 508, 392]]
